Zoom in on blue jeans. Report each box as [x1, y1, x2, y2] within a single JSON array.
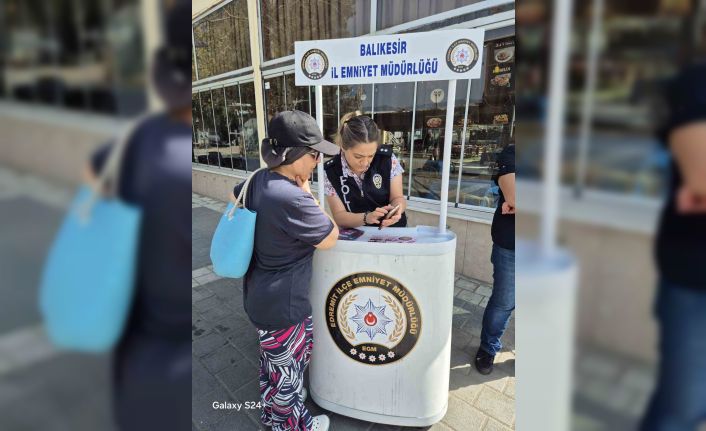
[[480, 244, 515, 356], [640, 281, 706, 431]]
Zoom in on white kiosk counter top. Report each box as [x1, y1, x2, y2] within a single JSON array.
[[309, 226, 457, 427], [333, 226, 456, 252]]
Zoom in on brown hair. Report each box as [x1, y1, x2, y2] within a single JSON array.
[[334, 111, 380, 150]]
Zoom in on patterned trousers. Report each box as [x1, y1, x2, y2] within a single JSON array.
[[257, 316, 314, 431]]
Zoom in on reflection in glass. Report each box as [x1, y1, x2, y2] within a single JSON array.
[[259, 0, 370, 61], [373, 82, 415, 196], [310, 85, 340, 184], [2, 0, 146, 115], [572, 8, 674, 196], [432, 37, 514, 208], [454, 37, 515, 208], [321, 86, 339, 143], [192, 0, 251, 80], [410, 80, 471, 203], [240, 82, 261, 170], [193, 92, 211, 165], [192, 93, 203, 163], [284, 74, 312, 114], [339, 84, 373, 117], [377, 0, 483, 29], [224, 85, 246, 171], [264, 75, 286, 127], [198, 90, 219, 167], [517, 0, 686, 197], [211, 87, 232, 169]]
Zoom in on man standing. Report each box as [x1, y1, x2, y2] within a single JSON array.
[[640, 62, 706, 431], [475, 142, 515, 375]]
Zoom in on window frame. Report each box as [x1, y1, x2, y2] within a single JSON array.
[[191, 1, 516, 213]]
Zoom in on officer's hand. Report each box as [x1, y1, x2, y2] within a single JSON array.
[[367, 207, 389, 225], [380, 211, 402, 228]]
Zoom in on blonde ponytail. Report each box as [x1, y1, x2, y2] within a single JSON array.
[[335, 110, 379, 150], [335, 110, 362, 148]]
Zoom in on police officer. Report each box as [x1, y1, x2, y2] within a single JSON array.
[[323, 111, 407, 228]]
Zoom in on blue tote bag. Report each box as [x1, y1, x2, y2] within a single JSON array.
[[39, 120, 142, 353], [210, 168, 266, 278]]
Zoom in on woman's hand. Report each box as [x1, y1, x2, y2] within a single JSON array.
[[380, 212, 402, 228], [295, 176, 312, 195], [365, 207, 389, 225], [379, 204, 402, 228]]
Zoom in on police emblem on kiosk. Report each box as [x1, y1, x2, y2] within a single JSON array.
[[445, 39, 479, 74], [326, 272, 421, 365], [301, 49, 329, 80]]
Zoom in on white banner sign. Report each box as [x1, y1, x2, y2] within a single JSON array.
[[294, 29, 485, 86]]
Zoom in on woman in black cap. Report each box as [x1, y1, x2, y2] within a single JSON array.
[[230, 110, 340, 431], [323, 111, 406, 229]]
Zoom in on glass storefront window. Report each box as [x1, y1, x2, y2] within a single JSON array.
[[457, 37, 515, 207], [240, 82, 261, 170], [518, 0, 703, 198], [321, 86, 340, 143], [224, 85, 246, 170], [2, 0, 146, 116], [259, 0, 371, 61], [192, 93, 203, 163], [199, 90, 220, 167], [263, 74, 286, 126], [373, 82, 415, 195], [211, 87, 232, 169], [190, 12, 515, 212], [284, 74, 312, 114], [572, 7, 684, 197], [377, 0, 483, 30], [410, 79, 472, 203], [193, 82, 261, 172], [339, 84, 373, 117], [188, 1, 518, 210], [193, 0, 251, 80]]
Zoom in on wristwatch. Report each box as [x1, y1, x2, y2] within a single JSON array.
[[363, 210, 372, 226]]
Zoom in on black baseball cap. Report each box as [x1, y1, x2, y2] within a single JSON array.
[[267, 110, 340, 155]]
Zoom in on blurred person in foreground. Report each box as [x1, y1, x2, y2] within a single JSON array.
[[84, 2, 192, 430], [640, 62, 706, 431], [474, 142, 515, 375], [231, 111, 340, 431]]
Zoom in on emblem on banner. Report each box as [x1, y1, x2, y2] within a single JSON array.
[[301, 49, 329, 80], [373, 173, 383, 189], [445, 39, 479, 74], [326, 272, 422, 365]]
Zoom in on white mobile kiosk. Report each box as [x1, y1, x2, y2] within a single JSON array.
[[295, 30, 484, 426]]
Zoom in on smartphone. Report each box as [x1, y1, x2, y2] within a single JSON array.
[[378, 205, 401, 230]]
